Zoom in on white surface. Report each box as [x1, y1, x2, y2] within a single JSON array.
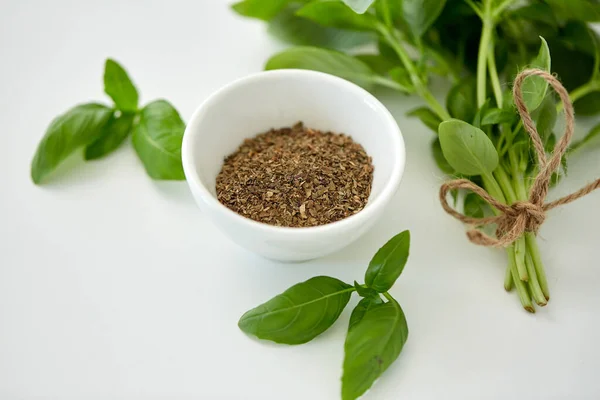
[[182, 69, 404, 261], [1, 1, 600, 399]]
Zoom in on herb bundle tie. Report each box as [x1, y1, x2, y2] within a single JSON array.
[[440, 69, 600, 248]]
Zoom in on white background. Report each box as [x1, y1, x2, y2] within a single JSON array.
[[1, 1, 600, 399]]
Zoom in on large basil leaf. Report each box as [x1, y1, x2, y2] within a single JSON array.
[[520, 36, 551, 112], [31, 103, 113, 184], [365, 230, 410, 293], [545, 0, 600, 22], [355, 54, 397, 75], [446, 78, 477, 123], [348, 295, 382, 331], [407, 107, 442, 133], [297, 1, 379, 31], [342, 298, 409, 400], [268, 4, 372, 50], [533, 94, 557, 143], [438, 119, 499, 176], [231, 0, 291, 20], [132, 100, 185, 180], [265, 46, 378, 90], [104, 59, 139, 113], [85, 112, 136, 160], [238, 276, 353, 344], [402, 0, 447, 38], [431, 138, 455, 175], [480, 108, 517, 126], [341, 0, 375, 13]]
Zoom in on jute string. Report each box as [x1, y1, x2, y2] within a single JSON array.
[[439, 69, 600, 247]]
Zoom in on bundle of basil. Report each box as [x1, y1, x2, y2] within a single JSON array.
[[239, 231, 411, 400], [232, 0, 600, 312], [31, 59, 186, 184]]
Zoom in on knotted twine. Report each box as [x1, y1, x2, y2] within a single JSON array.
[[439, 69, 600, 247]]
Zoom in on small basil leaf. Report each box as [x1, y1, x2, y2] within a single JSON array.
[[231, 0, 291, 20], [238, 276, 353, 344], [431, 138, 455, 175], [132, 100, 185, 180], [104, 59, 139, 113], [31, 103, 113, 184], [365, 230, 410, 293], [481, 108, 518, 126], [353, 281, 379, 298], [341, 0, 375, 14], [407, 107, 442, 132], [354, 54, 396, 75], [438, 119, 499, 176], [402, 0, 447, 38], [533, 94, 557, 143], [296, 1, 379, 31], [389, 66, 415, 92], [519, 36, 551, 112], [446, 78, 477, 122], [472, 99, 490, 128], [545, 0, 600, 22], [464, 192, 487, 219], [342, 297, 409, 400], [348, 295, 383, 331], [268, 4, 373, 50], [84, 112, 136, 160], [265, 46, 377, 90]]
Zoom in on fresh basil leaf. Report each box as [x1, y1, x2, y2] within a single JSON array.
[[407, 107, 442, 132], [268, 4, 373, 50], [472, 99, 491, 128], [481, 108, 517, 126], [464, 192, 487, 219], [510, 3, 558, 27], [389, 66, 415, 92], [348, 295, 383, 331], [296, 1, 380, 31], [571, 122, 600, 152], [341, 0, 375, 14], [132, 100, 185, 180], [265, 46, 378, 90], [342, 297, 409, 400], [438, 119, 499, 176], [84, 112, 136, 160], [519, 36, 551, 112], [431, 138, 455, 175], [355, 54, 396, 75], [231, 0, 291, 20], [375, 0, 403, 27], [402, 0, 447, 38], [545, 0, 600, 22], [365, 230, 410, 293], [354, 281, 379, 298], [31, 103, 113, 184], [238, 276, 353, 344], [446, 78, 477, 122], [533, 94, 557, 143], [104, 59, 139, 113]]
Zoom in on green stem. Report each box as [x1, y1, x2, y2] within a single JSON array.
[[476, 2, 494, 107], [383, 291, 395, 302], [482, 172, 506, 204], [526, 252, 547, 306], [487, 39, 503, 107], [510, 247, 534, 312], [514, 237, 529, 282], [504, 261, 513, 291], [492, 0, 517, 19], [557, 81, 599, 112], [493, 165, 517, 203], [525, 232, 550, 300]]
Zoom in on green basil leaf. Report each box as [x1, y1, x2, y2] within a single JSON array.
[[464, 192, 487, 219], [296, 0, 379, 31], [472, 99, 491, 128], [431, 138, 455, 175], [446, 78, 477, 122], [265, 46, 378, 90], [375, 0, 403, 27], [341, 0, 375, 14], [407, 107, 442, 132], [519, 36, 551, 112], [268, 4, 373, 50], [348, 295, 383, 331], [571, 122, 600, 152], [132, 100, 185, 180], [545, 0, 600, 22], [231, 0, 291, 20], [510, 3, 558, 27], [481, 108, 517, 126], [354, 281, 379, 298], [238, 276, 353, 344], [389, 66, 415, 92], [365, 230, 410, 293], [104, 59, 139, 113], [438, 119, 499, 176], [84, 112, 136, 160], [402, 0, 447, 38], [355, 54, 396, 75], [342, 297, 409, 400], [31, 103, 113, 184], [533, 94, 557, 143]]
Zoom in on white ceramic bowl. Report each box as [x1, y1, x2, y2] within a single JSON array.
[[182, 70, 405, 262]]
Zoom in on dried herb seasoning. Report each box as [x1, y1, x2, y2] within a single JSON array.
[[216, 122, 374, 227]]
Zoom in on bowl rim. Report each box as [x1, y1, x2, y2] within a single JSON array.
[[182, 69, 405, 236]]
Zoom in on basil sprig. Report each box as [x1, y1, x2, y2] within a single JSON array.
[[239, 230, 411, 400], [30, 59, 185, 184]]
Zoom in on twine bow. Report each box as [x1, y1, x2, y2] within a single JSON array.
[[439, 69, 600, 248]]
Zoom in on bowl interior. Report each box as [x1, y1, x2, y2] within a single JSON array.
[[185, 70, 402, 210]]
